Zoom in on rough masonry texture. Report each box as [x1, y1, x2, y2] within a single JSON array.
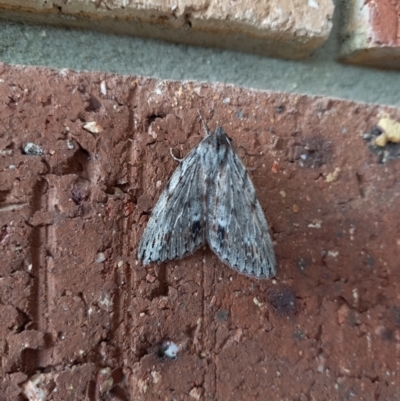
[[0, 0, 334, 59], [0, 63, 400, 400]]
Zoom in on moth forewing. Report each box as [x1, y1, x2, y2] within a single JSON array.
[[138, 117, 276, 279]]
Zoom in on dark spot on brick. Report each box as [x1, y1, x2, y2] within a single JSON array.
[[392, 306, 400, 327], [302, 137, 332, 168], [314, 325, 322, 342], [294, 329, 304, 341], [296, 257, 311, 273], [77, 83, 86, 93], [268, 286, 297, 316], [276, 105, 285, 113], [364, 126, 400, 163], [369, 126, 383, 137], [235, 110, 244, 119], [84, 95, 102, 112], [381, 328, 394, 341], [72, 181, 90, 204], [146, 113, 165, 128], [215, 309, 229, 322], [366, 254, 375, 267], [347, 309, 361, 327]]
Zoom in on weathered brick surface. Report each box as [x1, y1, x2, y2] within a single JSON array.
[[0, 0, 334, 59], [341, 0, 400, 69], [1, 63, 400, 400]]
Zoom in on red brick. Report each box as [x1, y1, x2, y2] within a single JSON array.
[[0, 0, 334, 58], [341, 0, 400, 69], [1, 63, 400, 400]]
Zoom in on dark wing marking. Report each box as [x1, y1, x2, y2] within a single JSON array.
[[206, 149, 276, 278], [138, 150, 207, 264]]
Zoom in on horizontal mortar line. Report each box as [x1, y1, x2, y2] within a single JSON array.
[[0, 203, 29, 212]]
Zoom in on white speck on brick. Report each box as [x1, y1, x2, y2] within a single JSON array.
[[59, 68, 69, 77], [150, 370, 161, 384], [161, 340, 180, 359], [189, 387, 202, 400], [83, 121, 103, 134], [253, 297, 263, 307], [352, 288, 359, 305], [21, 374, 48, 401], [0, 148, 12, 156], [23, 143, 43, 156], [99, 294, 112, 310], [100, 80, 107, 95], [95, 252, 106, 263], [308, 220, 322, 228]]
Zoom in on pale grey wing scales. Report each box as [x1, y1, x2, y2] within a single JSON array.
[[207, 150, 276, 278], [138, 150, 207, 264]]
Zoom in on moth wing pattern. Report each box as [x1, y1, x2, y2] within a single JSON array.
[[207, 148, 276, 278], [138, 150, 207, 264]]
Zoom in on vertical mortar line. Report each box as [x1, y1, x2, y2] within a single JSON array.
[[120, 117, 136, 344], [122, 198, 132, 336], [28, 178, 47, 371], [117, 192, 134, 377], [203, 252, 217, 399], [212, 257, 218, 400], [42, 180, 57, 367], [123, 261, 132, 366], [111, 216, 125, 348], [123, 191, 133, 364], [201, 252, 206, 395], [126, 90, 138, 370], [112, 256, 121, 343], [128, 147, 139, 366], [111, 138, 133, 354]]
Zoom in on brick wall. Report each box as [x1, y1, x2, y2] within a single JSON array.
[[0, 2, 400, 401]]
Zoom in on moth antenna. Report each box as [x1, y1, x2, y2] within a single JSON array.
[[197, 110, 211, 137]]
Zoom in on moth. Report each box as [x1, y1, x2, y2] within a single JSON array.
[[138, 113, 276, 279]]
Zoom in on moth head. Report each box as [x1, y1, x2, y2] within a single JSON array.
[[214, 127, 232, 145]]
